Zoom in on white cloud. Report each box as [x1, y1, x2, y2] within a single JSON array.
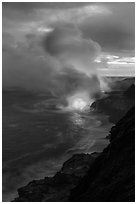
[[95, 52, 135, 76]]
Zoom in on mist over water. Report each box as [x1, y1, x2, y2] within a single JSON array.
[[3, 90, 112, 201], [3, 23, 112, 201]]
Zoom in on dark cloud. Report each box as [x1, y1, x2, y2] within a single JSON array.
[[2, 2, 94, 11], [81, 22, 134, 52], [80, 2, 135, 52], [3, 2, 134, 53]]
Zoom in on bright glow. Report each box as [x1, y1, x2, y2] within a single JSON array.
[[67, 91, 93, 111], [71, 98, 88, 111], [58, 92, 93, 112]]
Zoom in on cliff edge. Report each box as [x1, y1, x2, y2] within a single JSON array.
[[91, 84, 135, 123], [70, 107, 135, 202], [13, 107, 135, 202]]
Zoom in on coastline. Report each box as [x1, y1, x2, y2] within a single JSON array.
[[13, 106, 135, 202]]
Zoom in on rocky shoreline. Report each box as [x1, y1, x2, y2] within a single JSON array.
[[13, 106, 135, 202], [13, 83, 135, 202], [90, 84, 135, 123], [70, 107, 135, 201], [13, 153, 100, 201], [12, 108, 135, 202]]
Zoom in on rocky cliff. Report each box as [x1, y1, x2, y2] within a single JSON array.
[[13, 107, 135, 202], [91, 84, 135, 123], [13, 153, 99, 202], [70, 107, 135, 202]]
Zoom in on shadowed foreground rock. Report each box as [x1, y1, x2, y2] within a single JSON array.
[[13, 153, 99, 202], [13, 107, 135, 202], [91, 84, 135, 123], [70, 107, 135, 202]]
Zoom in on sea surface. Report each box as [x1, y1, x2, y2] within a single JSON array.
[[2, 89, 113, 201]]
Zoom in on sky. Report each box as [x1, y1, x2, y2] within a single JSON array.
[[2, 2, 135, 86]]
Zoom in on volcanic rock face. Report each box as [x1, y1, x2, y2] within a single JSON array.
[[70, 107, 135, 202], [13, 106, 135, 202], [13, 153, 99, 202], [91, 84, 135, 123], [124, 84, 135, 99]]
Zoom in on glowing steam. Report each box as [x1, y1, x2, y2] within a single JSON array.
[[72, 99, 87, 110], [44, 23, 102, 110], [66, 91, 93, 111]]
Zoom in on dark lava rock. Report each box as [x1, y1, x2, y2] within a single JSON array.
[[124, 84, 135, 99], [90, 84, 135, 123], [110, 77, 135, 91], [69, 107, 135, 202], [13, 153, 99, 202], [13, 106, 135, 202]]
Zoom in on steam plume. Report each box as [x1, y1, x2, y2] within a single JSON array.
[[3, 23, 103, 109], [44, 23, 102, 108], [45, 23, 101, 75]]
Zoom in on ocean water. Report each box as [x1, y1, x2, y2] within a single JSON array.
[[2, 89, 113, 201]]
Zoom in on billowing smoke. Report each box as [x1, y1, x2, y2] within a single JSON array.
[[3, 23, 103, 110], [44, 23, 102, 109], [45, 23, 101, 75]]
